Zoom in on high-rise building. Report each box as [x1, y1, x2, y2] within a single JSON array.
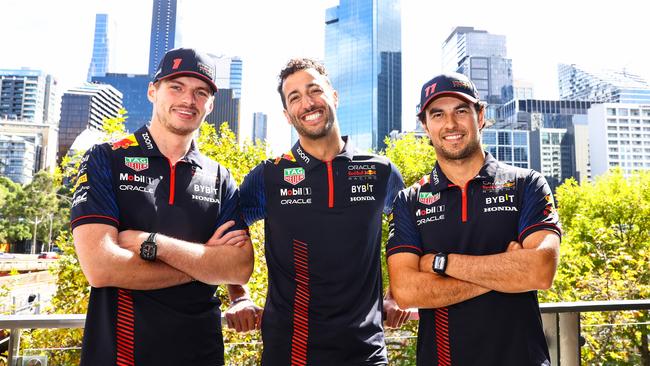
[[587, 103, 650, 177], [559, 64, 650, 103], [498, 99, 594, 189], [205, 88, 239, 137], [442, 26, 513, 117], [325, 0, 402, 151], [92, 73, 151, 132], [87, 14, 112, 82], [482, 128, 530, 169], [0, 118, 59, 175], [205, 55, 243, 137], [252, 112, 267, 143], [0, 69, 60, 124], [58, 83, 123, 160], [567, 115, 591, 183], [0, 134, 35, 184], [148, 0, 178, 77]]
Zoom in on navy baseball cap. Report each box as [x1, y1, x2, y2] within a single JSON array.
[[152, 48, 218, 93], [417, 72, 480, 119]]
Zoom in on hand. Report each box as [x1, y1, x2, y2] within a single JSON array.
[[206, 221, 250, 247], [225, 299, 263, 332], [383, 298, 410, 329], [419, 253, 435, 273], [506, 241, 523, 251], [117, 230, 147, 252]]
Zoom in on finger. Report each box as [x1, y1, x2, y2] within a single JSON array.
[[218, 230, 247, 244], [224, 234, 249, 246], [211, 221, 236, 240], [244, 310, 255, 332], [255, 308, 264, 329]]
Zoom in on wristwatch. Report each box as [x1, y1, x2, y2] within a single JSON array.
[[432, 252, 448, 275], [140, 232, 158, 261]]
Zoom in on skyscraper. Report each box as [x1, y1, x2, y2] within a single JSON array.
[[205, 54, 243, 138], [442, 26, 513, 118], [148, 0, 178, 77], [0, 135, 35, 184], [558, 64, 650, 103], [252, 112, 267, 143], [92, 73, 151, 133], [87, 14, 112, 82], [325, 0, 402, 151], [58, 83, 123, 160], [0, 69, 60, 124]]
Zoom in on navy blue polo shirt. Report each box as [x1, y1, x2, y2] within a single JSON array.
[[387, 153, 560, 366], [70, 126, 244, 366], [240, 137, 404, 366]]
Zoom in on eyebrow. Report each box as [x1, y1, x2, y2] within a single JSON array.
[[427, 101, 471, 114], [167, 79, 211, 94], [286, 82, 322, 101]]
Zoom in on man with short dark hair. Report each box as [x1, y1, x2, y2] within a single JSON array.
[[233, 58, 409, 365], [71, 47, 253, 366], [387, 72, 560, 365]]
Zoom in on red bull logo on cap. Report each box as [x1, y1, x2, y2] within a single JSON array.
[[111, 135, 139, 150]]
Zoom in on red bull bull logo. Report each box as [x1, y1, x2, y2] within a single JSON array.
[[111, 135, 139, 150], [274, 151, 297, 165]]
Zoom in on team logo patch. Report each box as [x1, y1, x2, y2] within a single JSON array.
[[419, 192, 440, 205], [284, 167, 305, 185], [274, 151, 297, 165], [111, 135, 139, 150], [125, 157, 149, 172]]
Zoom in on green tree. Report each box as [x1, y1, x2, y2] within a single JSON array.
[[0, 177, 30, 244], [544, 169, 650, 364]]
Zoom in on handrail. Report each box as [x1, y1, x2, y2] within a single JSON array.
[[0, 300, 648, 366]]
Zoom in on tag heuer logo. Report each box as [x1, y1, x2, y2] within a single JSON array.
[[284, 167, 305, 185], [419, 192, 440, 205], [125, 157, 149, 172]]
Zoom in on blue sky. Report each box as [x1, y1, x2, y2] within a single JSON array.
[[3, 0, 648, 153]]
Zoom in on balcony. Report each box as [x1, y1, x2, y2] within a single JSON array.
[[0, 300, 648, 365]]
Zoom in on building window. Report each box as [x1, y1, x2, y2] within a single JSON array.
[[618, 109, 629, 116], [631, 109, 640, 116], [607, 126, 617, 131], [513, 131, 527, 146], [483, 131, 496, 145], [498, 146, 512, 161], [498, 131, 511, 145], [607, 108, 617, 116]]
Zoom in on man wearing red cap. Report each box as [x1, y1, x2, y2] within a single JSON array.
[[71, 48, 253, 366], [386, 72, 561, 365]]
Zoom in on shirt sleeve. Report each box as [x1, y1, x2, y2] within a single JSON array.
[[386, 188, 423, 257], [70, 144, 120, 230], [214, 168, 247, 232], [383, 162, 405, 214], [239, 163, 266, 226], [518, 170, 562, 243]]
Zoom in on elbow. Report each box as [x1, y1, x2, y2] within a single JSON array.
[[82, 268, 112, 288], [390, 284, 415, 309], [230, 260, 253, 285], [535, 272, 556, 291]]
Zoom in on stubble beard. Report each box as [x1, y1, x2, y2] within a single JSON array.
[[290, 104, 336, 140]]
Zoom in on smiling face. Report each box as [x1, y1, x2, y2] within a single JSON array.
[[423, 95, 485, 162], [148, 76, 214, 136], [281, 68, 339, 141]]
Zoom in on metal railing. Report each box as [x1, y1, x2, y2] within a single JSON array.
[[0, 300, 648, 366]]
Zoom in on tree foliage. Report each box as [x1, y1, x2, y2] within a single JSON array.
[[542, 169, 650, 364]]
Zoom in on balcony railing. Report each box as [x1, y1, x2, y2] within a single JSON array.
[[0, 299, 648, 366]]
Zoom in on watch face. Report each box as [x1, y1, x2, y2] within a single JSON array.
[[141, 242, 156, 260]]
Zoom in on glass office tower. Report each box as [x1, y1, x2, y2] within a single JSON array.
[[325, 0, 402, 151], [148, 0, 177, 76]]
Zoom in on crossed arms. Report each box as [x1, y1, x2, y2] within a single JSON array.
[[73, 220, 254, 290], [388, 229, 560, 309]]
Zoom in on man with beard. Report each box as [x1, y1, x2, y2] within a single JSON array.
[[70, 48, 253, 366], [232, 58, 409, 365], [386, 72, 561, 365]]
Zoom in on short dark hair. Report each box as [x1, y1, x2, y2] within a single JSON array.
[[277, 58, 329, 109]]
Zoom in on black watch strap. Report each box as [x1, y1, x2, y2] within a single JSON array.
[[432, 252, 448, 275], [140, 232, 158, 261]]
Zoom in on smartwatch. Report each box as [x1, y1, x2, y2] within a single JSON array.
[[140, 232, 158, 261], [432, 252, 448, 275]]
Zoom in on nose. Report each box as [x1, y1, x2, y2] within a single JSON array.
[[180, 89, 197, 105], [301, 94, 316, 110]]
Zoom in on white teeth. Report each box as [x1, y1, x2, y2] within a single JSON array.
[[304, 112, 322, 121], [444, 134, 462, 140]]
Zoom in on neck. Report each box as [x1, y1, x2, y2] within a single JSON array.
[[148, 121, 194, 164], [437, 150, 485, 187], [298, 128, 345, 162]]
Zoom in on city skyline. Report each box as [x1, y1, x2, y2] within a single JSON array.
[[3, 0, 649, 154]]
